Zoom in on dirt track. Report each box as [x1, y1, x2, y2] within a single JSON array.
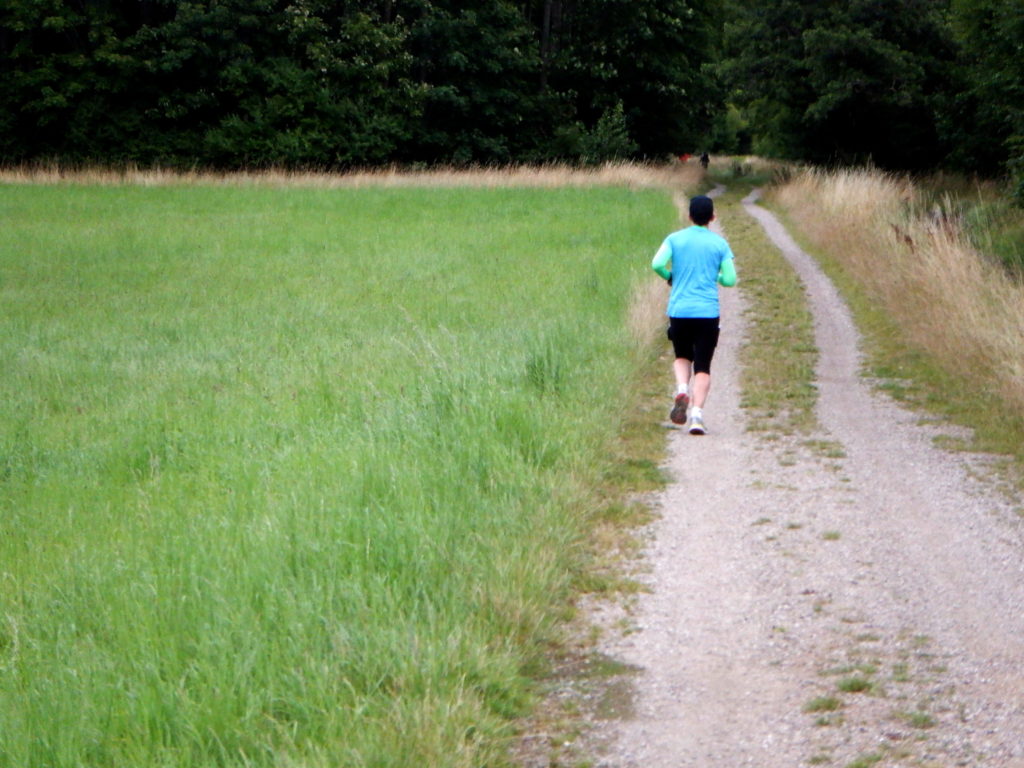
[[594, 190, 1024, 767]]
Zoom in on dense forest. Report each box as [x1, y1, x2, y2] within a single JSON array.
[[1, 0, 1021, 197]]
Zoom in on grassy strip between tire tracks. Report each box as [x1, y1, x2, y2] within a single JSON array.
[[0, 180, 683, 767], [710, 173, 819, 440]]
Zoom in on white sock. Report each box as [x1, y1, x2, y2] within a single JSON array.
[[676, 383, 689, 397], [690, 406, 703, 418]]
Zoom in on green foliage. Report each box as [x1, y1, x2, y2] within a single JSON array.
[[0, 0, 724, 167], [404, 1, 546, 164], [949, 0, 1024, 201], [722, 0, 955, 170], [551, 0, 723, 157], [708, 103, 751, 154], [1012, 139, 1024, 204], [719, 0, 1024, 197], [0, 0, 416, 167], [555, 101, 639, 164], [959, 193, 1024, 274]]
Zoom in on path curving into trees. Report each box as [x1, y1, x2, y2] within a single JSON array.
[[594, 189, 1024, 767]]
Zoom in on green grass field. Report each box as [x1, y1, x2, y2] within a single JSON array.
[[0, 183, 676, 767]]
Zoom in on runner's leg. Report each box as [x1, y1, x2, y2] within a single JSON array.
[[691, 372, 711, 408], [673, 357, 692, 394]]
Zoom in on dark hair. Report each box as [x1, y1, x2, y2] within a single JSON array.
[[689, 195, 714, 226]]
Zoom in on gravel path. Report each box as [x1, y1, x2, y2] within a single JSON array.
[[594, 189, 1024, 767]]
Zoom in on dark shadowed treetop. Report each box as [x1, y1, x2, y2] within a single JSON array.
[[948, 0, 1024, 198], [721, 0, 956, 170], [0, 0, 721, 167]]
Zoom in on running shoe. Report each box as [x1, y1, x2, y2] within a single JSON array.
[[688, 413, 707, 436], [669, 392, 690, 425]]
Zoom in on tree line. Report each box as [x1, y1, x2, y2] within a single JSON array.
[[721, 0, 1023, 200], [1, 0, 1021, 196], [0, 0, 720, 167]]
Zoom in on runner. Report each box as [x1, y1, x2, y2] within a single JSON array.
[[651, 194, 737, 434]]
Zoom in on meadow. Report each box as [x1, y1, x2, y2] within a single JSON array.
[[0, 180, 680, 767]]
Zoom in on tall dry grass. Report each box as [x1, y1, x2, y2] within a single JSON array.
[[771, 167, 1024, 417], [627, 278, 671, 350], [0, 160, 703, 191]]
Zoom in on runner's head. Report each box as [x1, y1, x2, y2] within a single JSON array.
[[689, 195, 714, 226]]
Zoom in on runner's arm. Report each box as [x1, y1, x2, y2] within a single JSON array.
[[718, 257, 737, 287], [651, 242, 671, 281]]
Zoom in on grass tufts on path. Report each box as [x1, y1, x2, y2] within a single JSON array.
[[709, 171, 818, 438]]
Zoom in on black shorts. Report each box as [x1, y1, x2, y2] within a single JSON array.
[[667, 317, 720, 374]]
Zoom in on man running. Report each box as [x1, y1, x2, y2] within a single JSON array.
[[651, 194, 737, 435]]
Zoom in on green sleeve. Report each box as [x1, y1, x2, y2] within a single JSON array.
[[651, 242, 671, 281], [718, 258, 737, 287]]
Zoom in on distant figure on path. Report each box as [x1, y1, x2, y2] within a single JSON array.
[[700, 151, 710, 169], [651, 195, 737, 435]]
